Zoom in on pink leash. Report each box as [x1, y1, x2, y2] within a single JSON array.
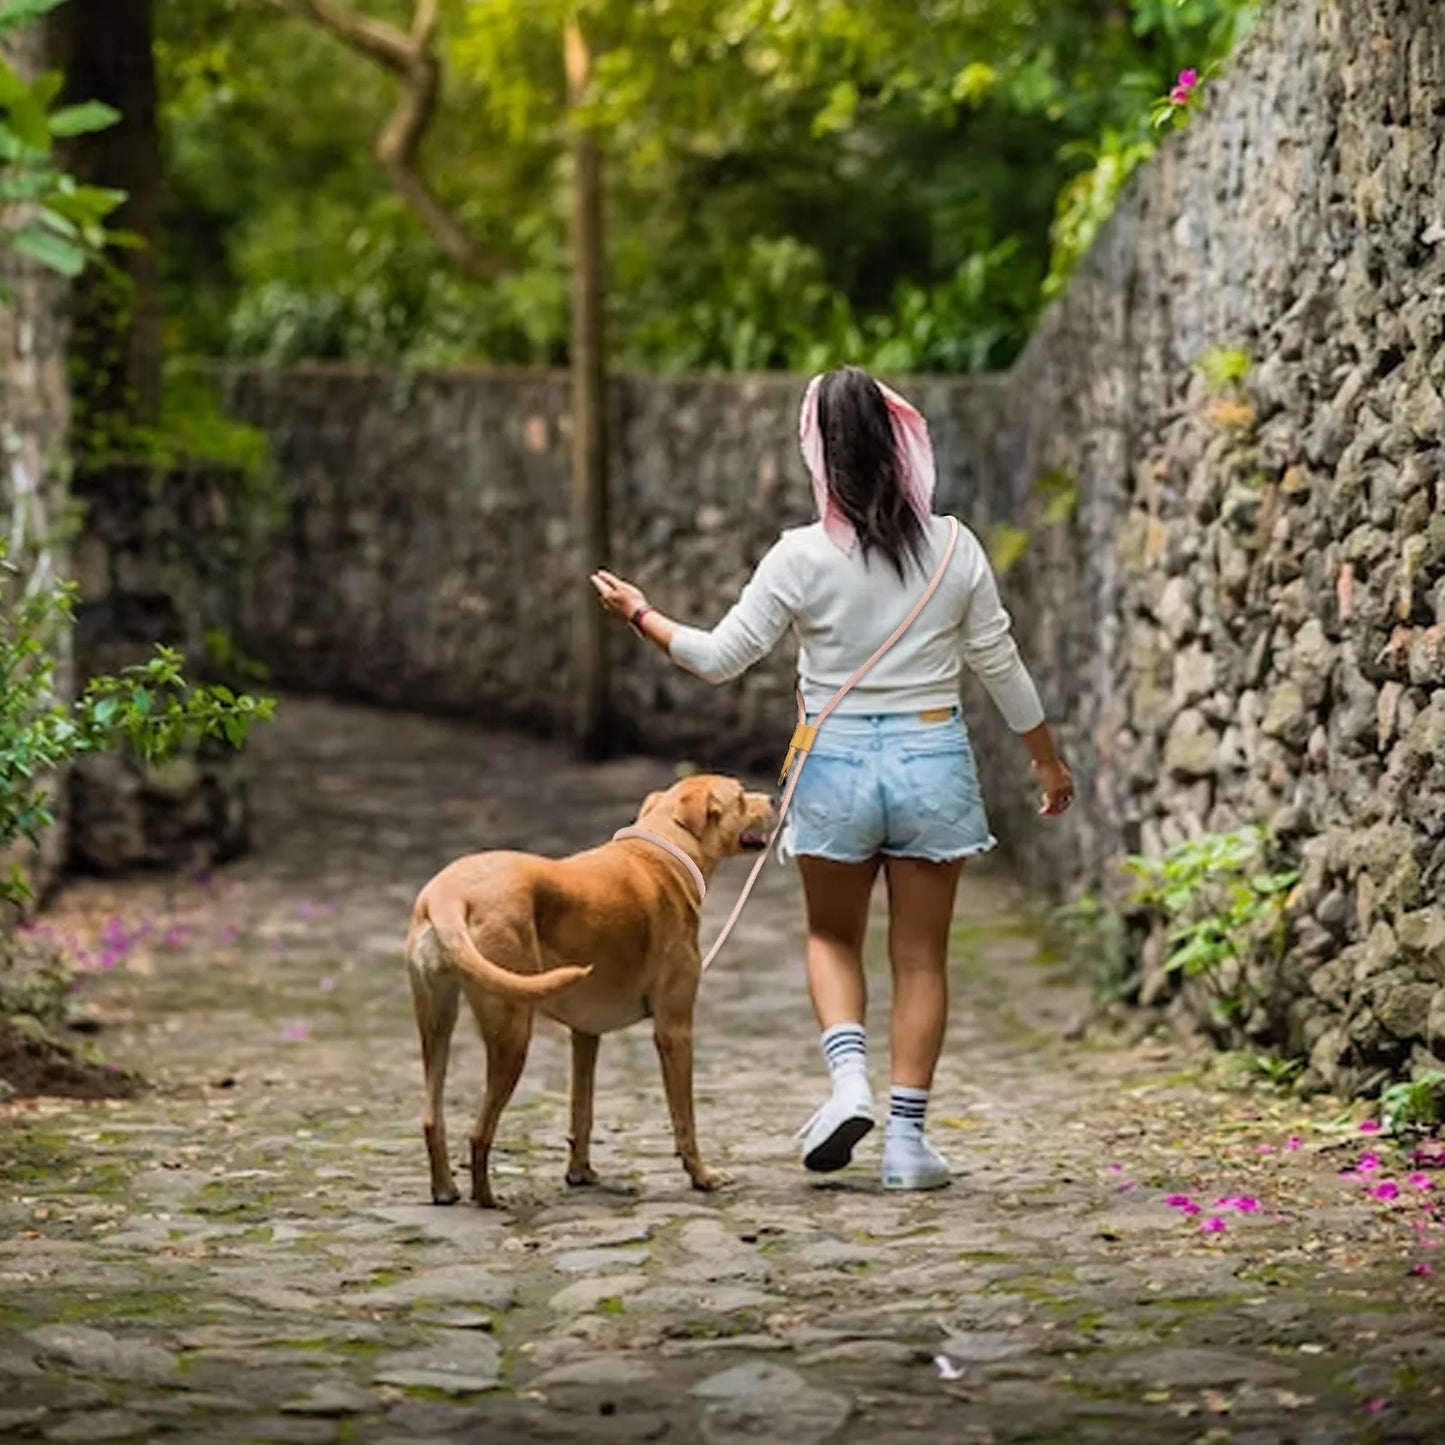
[[699, 517, 961, 972]]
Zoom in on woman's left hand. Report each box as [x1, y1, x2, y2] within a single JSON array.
[[590, 568, 647, 622]]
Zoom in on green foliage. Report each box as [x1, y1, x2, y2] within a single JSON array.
[[0, 0, 126, 285], [1124, 826, 1297, 1018], [985, 522, 1030, 577], [1036, 469, 1078, 525], [1195, 343, 1253, 394], [1047, 891, 1129, 1002], [156, 0, 1265, 375], [1246, 1051, 1305, 1092], [0, 544, 276, 911], [1380, 1073, 1445, 1139], [1045, 0, 1262, 298]]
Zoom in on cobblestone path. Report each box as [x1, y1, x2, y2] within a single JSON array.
[[2, 697, 1442, 1444]]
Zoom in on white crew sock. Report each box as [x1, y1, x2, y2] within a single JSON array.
[[820, 1022, 867, 1085], [887, 1084, 929, 1137]]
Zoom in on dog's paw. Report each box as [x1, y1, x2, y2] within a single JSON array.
[[689, 1165, 732, 1193], [566, 1166, 601, 1188]]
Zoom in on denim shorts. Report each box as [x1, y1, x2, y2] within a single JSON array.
[[777, 706, 997, 866]]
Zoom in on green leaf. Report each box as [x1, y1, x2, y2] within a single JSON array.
[[44, 183, 126, 226], [9, 224, 86, 276], [47, 100, 121, 137], [0, 0, 72, 36]]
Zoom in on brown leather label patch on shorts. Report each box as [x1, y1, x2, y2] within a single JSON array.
[[917, 707, 953, 723]]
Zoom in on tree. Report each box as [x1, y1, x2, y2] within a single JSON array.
[[48, 0, 165, 430], [157, 0, 1261, 373], [269, 0, 504, 279]]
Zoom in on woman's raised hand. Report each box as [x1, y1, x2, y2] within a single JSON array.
[[589, 568, 647, 621]]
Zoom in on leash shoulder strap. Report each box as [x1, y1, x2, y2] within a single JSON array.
[[701, 516, 961, 972]]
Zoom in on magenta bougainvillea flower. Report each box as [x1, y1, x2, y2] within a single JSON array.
[[1359, 1119, 1382, 1135], [1409, 1262, 1434, 1277], [1358, 1152, 1382, 1173], [1165, 1194, 1193, 1208], [1408, 1173, 1434, 1191], [1200, 1216, 1228, 1233], [1371, 1182, 1401, 1202], [1285, 1136, 1304, 1151], [1362, 1398, 1388, 1415], [1169, 68, 1201, 106], [1227, 1196, 1261, 1214]]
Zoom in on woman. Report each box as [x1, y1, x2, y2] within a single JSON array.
[[589, 366, 1072, 1191]]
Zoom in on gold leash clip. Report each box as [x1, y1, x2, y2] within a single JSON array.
[[778, 721, 818, 786]]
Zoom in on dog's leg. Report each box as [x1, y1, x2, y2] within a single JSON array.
[[652, 979, 730, 1193], [469, 1002, 532, 1209], [566, 1030, 601, 1187], [409, 958, 461, 1205]]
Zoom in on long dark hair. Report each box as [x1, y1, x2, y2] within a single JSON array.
[[817, 366, 929, 580]]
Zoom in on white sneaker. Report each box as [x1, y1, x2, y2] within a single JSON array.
[[796, 1071, 875, 1173], [881, 1130, 952, 1191]]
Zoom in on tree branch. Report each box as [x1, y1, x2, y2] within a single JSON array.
[[273, 0, 501, 280]]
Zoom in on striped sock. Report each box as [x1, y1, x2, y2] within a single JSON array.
[[821, 1022, 867, 1081], [888, 1085, 929, 1136]]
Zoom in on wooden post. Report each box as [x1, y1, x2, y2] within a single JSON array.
[[564, 13, 611, 757]]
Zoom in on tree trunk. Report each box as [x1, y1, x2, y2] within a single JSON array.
[[50, 0, 164, 435], [564, 15, 612, 757]]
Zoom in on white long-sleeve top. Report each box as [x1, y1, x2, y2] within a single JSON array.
[[668, 514, 1046, 731]]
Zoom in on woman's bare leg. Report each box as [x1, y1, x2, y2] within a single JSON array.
[[881, 856, 964, 1086], [797, 856, 881, 1029]]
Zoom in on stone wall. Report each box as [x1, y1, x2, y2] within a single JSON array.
[[214, 0, 1445, 1094], [0, 24, 73, 909], [67, 462, 258, 873], [996, 0, 1445, 1094], [219, 365, 1025, 771]]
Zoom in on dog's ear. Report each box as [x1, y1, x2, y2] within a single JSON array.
[[673, 777, 716, 839]]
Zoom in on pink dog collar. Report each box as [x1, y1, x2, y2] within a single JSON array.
[[612, 827, 706, 904]]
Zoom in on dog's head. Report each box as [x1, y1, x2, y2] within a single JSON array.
[[635, 774, 774, 862]]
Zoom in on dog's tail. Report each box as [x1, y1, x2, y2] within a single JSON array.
[[424, 894, 590, 1003]]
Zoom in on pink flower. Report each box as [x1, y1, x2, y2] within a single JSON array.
[[1181, 1203, 1202, 1216], [1371, 1182, 1400, 1202], [1256, 1144, 1275, 1154], [1165, 1194, 1193, 1208], [1285, 1135, 1303, 1151], [1227, 1196, 1261, 1214], [1357, 1152, 1381, 1174], [280, 1021, 310, 1043], [1178, 68, 1199, 90], [1408, 1262, 1434, 1277], [1359, 1119, 1382, 1135], [1106, 1163, 1123, 1174], [1170, 85, 1191, 106], [1200, 1216, 1228, 1233], [1362, 1398, 1387, 1415], [1409, 1173, 1434, 1191]]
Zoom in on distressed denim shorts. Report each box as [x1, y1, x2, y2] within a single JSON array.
[[777, 706, 997, 866]]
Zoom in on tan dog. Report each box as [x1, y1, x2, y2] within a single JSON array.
[[404, 773, 775, 1207]]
